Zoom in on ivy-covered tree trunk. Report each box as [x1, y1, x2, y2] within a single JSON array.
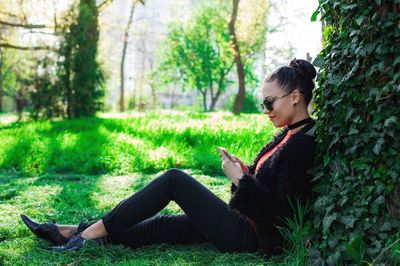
[[310, 1, 399, 265], [71, 0, 103, 117]]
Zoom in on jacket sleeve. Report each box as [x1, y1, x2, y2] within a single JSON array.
[[229, 128, 287, 196], [228, 137, 316, 227], [230, 163, 256, 195]]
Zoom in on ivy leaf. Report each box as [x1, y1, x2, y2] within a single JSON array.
[[355, 17, 364, 26], [373, 138, 385, 155], [348, 127, 359, 135], [345, 236, 366, 263], [313, 55, 324, 68], [383, 116, 397, 127], [323, 213, 337, 234], [339, 215, 357, 229], [311, 9, 320, 22], [373, 195, 385, 205], [323, 155, 330, 166]]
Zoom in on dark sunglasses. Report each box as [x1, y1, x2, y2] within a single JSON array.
[[260, 91, 304, 111], [260, 92, 291, 112]]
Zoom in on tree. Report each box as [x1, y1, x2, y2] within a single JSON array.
[[310, 1, 399, 264], [70, 0, 104, 117], [229, 0, 245, 115], [154, 4, 235, 111], [119, 2, 136, 112], [119, 0, 145, 112], [228, 0, 269, 114], [0, 0, 119, 118]]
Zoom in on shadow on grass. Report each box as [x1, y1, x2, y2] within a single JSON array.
[[1, 115, 270, 178], [0, 170, 268, 265]]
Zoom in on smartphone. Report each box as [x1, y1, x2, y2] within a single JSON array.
[[217, 146, 235, 162]]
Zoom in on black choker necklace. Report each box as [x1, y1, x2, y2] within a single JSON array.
[[287, 117, 313, 130]]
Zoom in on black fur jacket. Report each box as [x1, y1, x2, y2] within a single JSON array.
[[228, 119, 317, 258]]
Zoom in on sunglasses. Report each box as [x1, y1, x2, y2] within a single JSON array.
[[260, 91, 304, 112], [260, 90, 304, 112]]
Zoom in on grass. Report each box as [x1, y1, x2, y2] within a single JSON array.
[[0, 111, 278, 177], [0, 110, 310, 265]]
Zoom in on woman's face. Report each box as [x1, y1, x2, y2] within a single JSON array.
[[262, 80, 297, 128]]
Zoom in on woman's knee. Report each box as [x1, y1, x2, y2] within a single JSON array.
[[164, 168, 192, 184], [164, 168, 183, 176]]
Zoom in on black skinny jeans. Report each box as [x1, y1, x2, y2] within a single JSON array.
[[80, 168, 259, 253]]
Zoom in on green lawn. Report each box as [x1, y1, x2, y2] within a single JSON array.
[[0, 111, 305, 265]]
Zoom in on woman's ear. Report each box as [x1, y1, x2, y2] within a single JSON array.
[[292, 89, 302, 105]]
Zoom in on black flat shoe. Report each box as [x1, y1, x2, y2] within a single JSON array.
[[20, 213, 69, 245], [48, 233, 86, 251]]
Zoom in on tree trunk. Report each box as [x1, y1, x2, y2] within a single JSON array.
[[208, 84, 214, 111], [138, 35, 147, 111], [66, 63, 72, 118], [210, 89, 222, 111], [64, 33, 73, 119], [229, 0, 246, 115], [120, 2, 136, 112], [170, 84, 176, 109], [200, 89, 207, 111], [0, 50, 3, 113], [148, 58, 157, 107], [71, 0, 101, 117], [0, 85, 3, 113]]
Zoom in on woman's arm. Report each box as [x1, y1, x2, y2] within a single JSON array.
[[228, 138, 316, 226], [230, 158, 256, 195]]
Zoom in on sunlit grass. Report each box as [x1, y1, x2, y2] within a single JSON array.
[[0, 110, 288, 265], [0, 110, 278, 176]]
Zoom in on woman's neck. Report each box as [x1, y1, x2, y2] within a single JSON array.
[[287, 115, 311, 134]]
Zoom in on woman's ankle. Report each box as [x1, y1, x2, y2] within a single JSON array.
[[80, 220, 108, 240], [58, 225, 78, 239]]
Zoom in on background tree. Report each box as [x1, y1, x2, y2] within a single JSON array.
[[119, 0, 145, 112], [154, 4, 235, 111], [153, 1, 268, 112], [70, 0, 104, 117], [0, 0, 117, 119], [228, 0, 269, 114], [228, 0, 245, 115], [34, 0, 105, 119]]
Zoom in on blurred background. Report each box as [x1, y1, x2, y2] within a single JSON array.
[[0, 0, 322, 119]]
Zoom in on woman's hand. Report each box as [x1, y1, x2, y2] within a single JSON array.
[[232, 156, 256, 181], [221, 157, 243, 187], [232, 156, 249, 175]]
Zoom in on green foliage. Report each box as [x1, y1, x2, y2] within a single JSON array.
[[228, 91, 259, 114], [310, 1, 400, 265], [28, 57, 65, 119], [0, 49, 18, 112], [276, 200, 313, 265], [29, 0, 104, 120], [70, 0, 104, 117], [154, 3, 234, 111], [152, 1, 266, 112]]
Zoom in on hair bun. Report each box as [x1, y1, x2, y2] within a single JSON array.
[[289, 58, 317, 81]]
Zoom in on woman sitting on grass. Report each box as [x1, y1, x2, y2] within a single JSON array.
[[21, 58, 318, 258]]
